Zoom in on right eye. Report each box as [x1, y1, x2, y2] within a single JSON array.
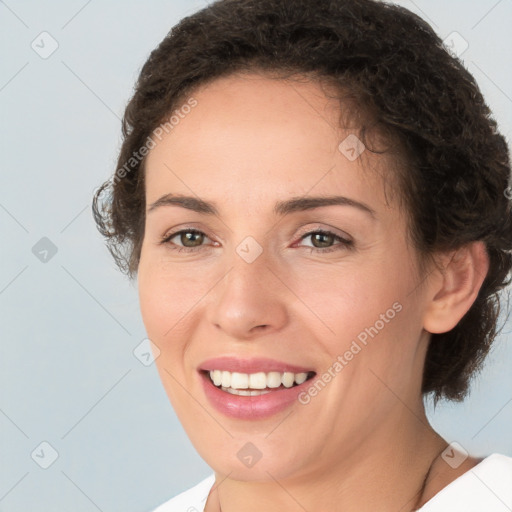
[[159, 229, 213, 253]]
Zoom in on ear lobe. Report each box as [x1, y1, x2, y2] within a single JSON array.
[[422, 241, 490, 334]]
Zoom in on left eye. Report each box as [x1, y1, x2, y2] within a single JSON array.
[[297, 230, 353, 253]]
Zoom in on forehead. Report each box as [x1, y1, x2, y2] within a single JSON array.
[[144, 72, 397, 213]]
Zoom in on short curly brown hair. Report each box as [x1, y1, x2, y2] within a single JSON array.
[[92, 0, 512, 403]]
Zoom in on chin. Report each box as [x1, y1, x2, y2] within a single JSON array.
[[192, 432, 313, 482]]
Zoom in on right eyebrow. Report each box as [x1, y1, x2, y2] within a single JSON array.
[[147, 194, 219, 215]]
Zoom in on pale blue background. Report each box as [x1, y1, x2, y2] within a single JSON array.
[[0, 1, 511, 511]]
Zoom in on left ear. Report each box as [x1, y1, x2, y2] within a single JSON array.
[[422, 241, 490, 334]]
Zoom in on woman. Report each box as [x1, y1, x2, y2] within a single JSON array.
[[92, 0, 512, 510]]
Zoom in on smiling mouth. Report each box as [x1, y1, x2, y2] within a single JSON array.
[[202, 369, 316, 396]]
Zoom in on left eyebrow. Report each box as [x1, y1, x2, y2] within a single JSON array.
[[146, 193, 376, 218], [274, 195, 376, 218]]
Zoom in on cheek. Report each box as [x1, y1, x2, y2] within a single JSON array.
[[287, 261, 399, 337], [138, 256, 210, 339], [137, 262, 206, 407], [289, 255, 420, 369]]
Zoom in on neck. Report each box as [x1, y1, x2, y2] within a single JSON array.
[[206, 408, 450, 512]]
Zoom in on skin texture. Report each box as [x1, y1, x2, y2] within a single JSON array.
[[137, 73, 489, 511]]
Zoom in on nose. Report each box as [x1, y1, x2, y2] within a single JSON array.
[[207, 245, 289, 340]]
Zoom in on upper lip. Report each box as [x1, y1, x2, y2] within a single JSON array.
[[198, 356, 315, 374]]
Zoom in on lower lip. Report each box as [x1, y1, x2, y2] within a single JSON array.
[[199, 371, 315, 420]]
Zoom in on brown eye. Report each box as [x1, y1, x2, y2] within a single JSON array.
[[298, 230, 354, 253], [178, 230, 205, 247], [310, 232, 336, 248], [160, 229, 211, 253]]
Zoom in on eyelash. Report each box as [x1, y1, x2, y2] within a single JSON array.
[[159, 228, 354, 254]]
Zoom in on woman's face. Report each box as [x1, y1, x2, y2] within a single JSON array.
[[138, 73, 433, 481]]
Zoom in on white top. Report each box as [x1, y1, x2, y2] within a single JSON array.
[[151, 453, 512, 512]]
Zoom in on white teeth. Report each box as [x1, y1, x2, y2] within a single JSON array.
[[230, 372, 249, 389], [208, 369, 312, 390], [295, 372, 308, 384], [221, 387, 272, 396], [221, 370, 231, 388], [212, 370, 222, 386], [267, 371, 282, 388], [282, 372, 295, 388], [249, 372, 267, 389]]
